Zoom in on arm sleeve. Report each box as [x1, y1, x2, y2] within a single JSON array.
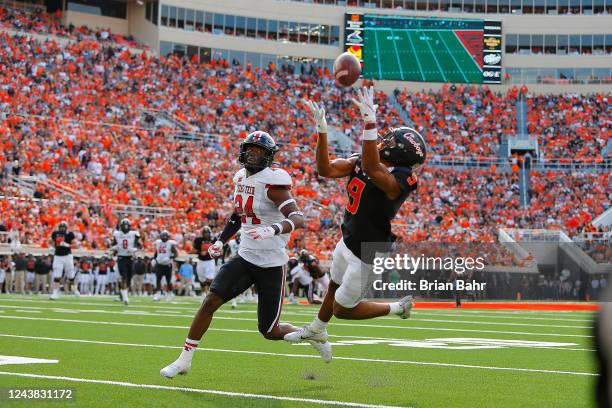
[[218, 212, 242, 244]]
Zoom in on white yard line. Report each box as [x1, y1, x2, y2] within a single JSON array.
[[0, 334, 597, 376], [0, 371, 402, 408], [0, 313, 595, 339], [0, 304, 593, 331], [0, 297, 598, 317]]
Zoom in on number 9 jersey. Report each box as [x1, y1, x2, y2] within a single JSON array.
[[232, 167, 292, 268], [341, 156, 418, 262]]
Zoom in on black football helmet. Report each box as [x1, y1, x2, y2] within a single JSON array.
[[160, 230, 170, 242], [298, 249, 310, 264], [379, 127, 427, 169], [201, 226, 212, 239], [58, 221, 68, 233], [120, 218, 131, 233], [238, 131, 279, 173], [288, 257, 299, 270]]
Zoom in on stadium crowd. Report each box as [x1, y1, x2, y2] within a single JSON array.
[[0, 6, 145, 49], [0, 8, 610, 263], [526, 92, 611, 160], [394, 84, 519, 157]]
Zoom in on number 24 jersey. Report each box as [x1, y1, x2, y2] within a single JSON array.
[[232, 167, 292, 268]]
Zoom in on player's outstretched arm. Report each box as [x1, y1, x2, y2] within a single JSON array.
[[304, 99, 356, 178], [352, 87, 402, 200]]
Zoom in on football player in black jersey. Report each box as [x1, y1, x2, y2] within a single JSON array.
[[192, 226, 216, 296], [49, 221, 79, 300], [286, 87, 426, 357]]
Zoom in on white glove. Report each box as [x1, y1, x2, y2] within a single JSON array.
[[246, 226, 276, 241], [60, 241, 71, 247], [304, 99, 327, 133], [208, 240, 224, 258], [351, 86, 378, 124], [150, 259, 156, 267]]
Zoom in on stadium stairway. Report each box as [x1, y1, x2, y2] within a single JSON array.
[[140, 108, 201, 140], [516, 94, 529, 138], [592, 207, 612, 229], [389, 90, 414, 128], [518, 162, 531, 208]]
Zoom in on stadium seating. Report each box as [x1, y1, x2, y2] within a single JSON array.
[[0, 9, 610, 261]]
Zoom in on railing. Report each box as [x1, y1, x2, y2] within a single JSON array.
[[5, 113, 611, 172], [0, 195, 175, 218]]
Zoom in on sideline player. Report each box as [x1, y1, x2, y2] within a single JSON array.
[[192, 226, 216, 297], [111, 218, 141, 305], [49, 221, 79, 300], [285, 88, 426, 357], [160, 131, 329, 379], [152, 231, 178, 301]]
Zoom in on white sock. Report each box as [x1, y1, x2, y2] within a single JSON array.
[[121, 289, 128, 299], [388, 302, 402, 315], [310, 317, 328, 333], [179, 338, 200, 361]]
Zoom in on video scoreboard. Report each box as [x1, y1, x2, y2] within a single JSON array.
[[344, 14, 502, 84]]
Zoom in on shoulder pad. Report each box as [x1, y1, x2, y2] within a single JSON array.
[[264, 167, 292, 186], [233, 168, 246, 183]]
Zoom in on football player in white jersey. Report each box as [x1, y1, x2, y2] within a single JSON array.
[[111, 218, 141, 305], [160, 131, 331, 379], [152, 230, 178, 301]]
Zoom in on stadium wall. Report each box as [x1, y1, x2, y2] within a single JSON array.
[[63, 10, 129, 35], [55, 0, 612, 91], [127, 2, 159, 50]]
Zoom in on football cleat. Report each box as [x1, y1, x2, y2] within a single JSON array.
[[49, 289, 59, 300], [160, 359, 191, 379], [284, 326, 328, 344], [397, 295, 415, 319], [231, 298, 237, 309], [153, 293, 161, 301], [307, 340, 332, 363]]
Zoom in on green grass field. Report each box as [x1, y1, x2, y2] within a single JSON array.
[[0, 295, 598, 407], [363, 28, 483, 84]]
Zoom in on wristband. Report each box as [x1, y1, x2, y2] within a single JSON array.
[[362, 128, 378, 141], [284, 219, 296, 232], [271, 224, 282, 235]]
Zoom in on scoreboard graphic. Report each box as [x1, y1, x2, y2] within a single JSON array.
[[344, 14, 502, 84]]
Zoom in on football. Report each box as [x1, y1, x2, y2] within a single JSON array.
[[333, 52, 361, 87]]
